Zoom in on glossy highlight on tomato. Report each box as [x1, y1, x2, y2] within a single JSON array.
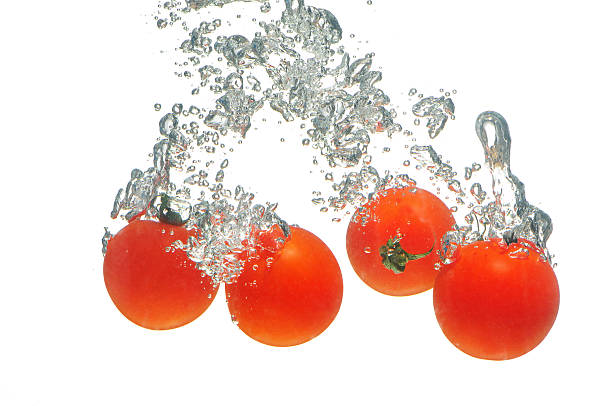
[[346, 186, 456, 296], [433, 238, 560, 360], [103, 220, 218, 330], [225, 226, 343, 347]]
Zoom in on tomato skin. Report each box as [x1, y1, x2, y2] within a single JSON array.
[[103, 220, 218, 330], [346, 186, 456, 296], [433, 239, 560, 360], [225, 226, 343, 347]]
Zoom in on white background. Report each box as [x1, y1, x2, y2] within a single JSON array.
[[2, 0, 611, 405]]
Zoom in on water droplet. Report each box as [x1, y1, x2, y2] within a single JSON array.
[[447, 180, 462, 193], [172, 103, 183, 114], [260, 2, 271, 13], [464, 167, 473, 180]]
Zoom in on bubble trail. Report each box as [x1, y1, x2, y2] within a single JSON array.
[[474, 111, 552, 250], [441, 112, 553, 264]]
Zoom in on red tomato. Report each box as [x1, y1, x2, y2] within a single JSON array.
[[346, 186, 456, 296], [225, 226, 343, 347], [103, 220, 218, 330], [433, 239, 560, 360]]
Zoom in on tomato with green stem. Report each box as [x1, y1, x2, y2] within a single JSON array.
[[103, 220, 218, 330], [346, 186, 456, 296], [226, 226, 343, 347], [433, 238, 560, 360]]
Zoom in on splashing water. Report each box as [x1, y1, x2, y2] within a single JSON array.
[[104, 1, 555, 286], [412, 96, 455, 139], [181, 189, 290, 284], [108, 97, 290, 284], [159, 0, 401, 170], [150, 0, 412, 224], [441, 111, 553, 264], [474, 112, 552, 248]]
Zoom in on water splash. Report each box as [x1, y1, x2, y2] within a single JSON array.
[[412, 96, 454, 139], [474, 111, 552, 249], [110, 143, 171, 221], [160, 0, 401, 169], [106, 101, 290, 283], [441, 111, 553, 264], [149, 0, 421, 224], [410, 145, 455, 181], [101, 227, 112, 255], [182, 189, 290, 284], [105, 1, 554, 287]]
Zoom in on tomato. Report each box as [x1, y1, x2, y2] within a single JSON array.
[[346, 186, 456, 296], [225, 226, 343, 347], [433, 238, 560, 360], [103, 220, 218, 330]]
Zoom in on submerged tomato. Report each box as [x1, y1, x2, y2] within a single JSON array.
[[103, 220, 218, 330], [225, 226, 343, 347], [346, 186, 456, 296], [433, 239, 560, 360]]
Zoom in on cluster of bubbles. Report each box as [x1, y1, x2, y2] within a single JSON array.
[[165, 0, 403, 169], [105, 100, 289, 284], [103, 0, 554, 283]]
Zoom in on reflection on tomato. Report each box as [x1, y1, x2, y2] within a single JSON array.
[[433, 238, 560, 360], [225, 226, 343, 347], [346, 186, 456, 296], [103, 220, 218, 330]]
